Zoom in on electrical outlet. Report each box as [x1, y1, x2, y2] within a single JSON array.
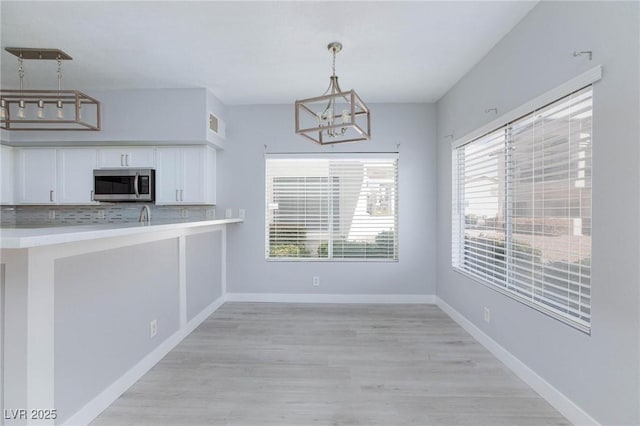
[[225, 208, 232, 219], [206, 208, 216, 218], [239, 208, 245, 219], [312, 276, 320, 287], [483, 307, 491, 323], [181, 209, 189, 218], [48, 210, 56, 220], [97, 210, 106, 220], [149, 319, 158, 338]]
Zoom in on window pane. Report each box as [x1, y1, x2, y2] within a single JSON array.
[[456, 128, 508, 286], [266, 156, 398, 260], [509, 86, 592, 325], [452, 86, 592, 331]]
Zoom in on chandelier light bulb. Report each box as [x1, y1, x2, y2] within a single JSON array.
[[37, 100, 45, 119], [17, 100, 26, 119], [341, 110, 350, 125], [0, 99, 6, 120], [57, 100, 64, 119]]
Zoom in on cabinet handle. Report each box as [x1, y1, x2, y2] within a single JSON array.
[[176, 189, 180, 202], [126, 154, 130, 166], [180, 189, 184, 201], [120, 154, 124, 166], [49, 190, 54, 202], [91, 190, 94, 201]]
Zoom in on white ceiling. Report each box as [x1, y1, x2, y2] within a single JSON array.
[[0, 1, 537, 105]]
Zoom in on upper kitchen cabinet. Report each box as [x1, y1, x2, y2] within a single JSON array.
[[98, 147, 155, 168], [156, 146, 216, 205], [1, 145, 15, 204], [1, 89, 227, 149], [17, 148, 99, 205], [57, 148, 98, 204], [16, 148, 57, 204]]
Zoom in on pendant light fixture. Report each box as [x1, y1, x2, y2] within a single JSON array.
[[295, 42, 370, 144], [0, 47, 100, 131]]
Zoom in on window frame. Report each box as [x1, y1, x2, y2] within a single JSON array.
[[450, 66, 601, 334], [265, 153, 399, 262]]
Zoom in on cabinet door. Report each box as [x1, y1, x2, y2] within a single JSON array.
[[98, 148, 129, 167], [1, 145, 15, 205], [155, 147, 182, 203], [181, 147, 206, 203], [98, 147, 155, 168], [125, 148, 155, 167], [205, 147, 216, 204], [17, 149, 57, 204], [57, 149, 98, 204]]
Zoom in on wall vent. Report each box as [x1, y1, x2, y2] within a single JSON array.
[[209, 113, 226, 139]]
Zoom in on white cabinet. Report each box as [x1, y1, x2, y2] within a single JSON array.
[[156, 146, 216, 205], [181, 147, 207, 203], [1, 145, 15, 204], [98, 147, 155, 168], [16, 148, 98, 204], [57, 149, 98, 204], [14, 145, 216, 206], [155, 147, 181, 203], [17, 148, 57, 204]]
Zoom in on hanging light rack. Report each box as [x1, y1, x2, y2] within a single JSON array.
[[0, 47, 101, 131], [295, 42, 370, 145]]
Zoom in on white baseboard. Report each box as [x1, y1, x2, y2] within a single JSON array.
[[63, 295, 225, 426], [225, 292, 436, 304], [435, 297, 598, 426]]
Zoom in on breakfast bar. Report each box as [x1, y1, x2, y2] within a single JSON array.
[[0, 219, 241, 425]]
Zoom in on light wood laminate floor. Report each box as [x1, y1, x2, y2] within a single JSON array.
[[91, 303, 568, 426]]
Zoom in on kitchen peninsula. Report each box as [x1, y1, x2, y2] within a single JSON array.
[[0, 218, 241, 425]]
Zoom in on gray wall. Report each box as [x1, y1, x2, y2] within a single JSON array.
[[2, 89, 213, 145], [186, 230, 223, 320], [54, 239, 180, 423], [52, 229, 226, 423], [435, 2, 639, 424], [219, 103, 436, 295], [1, 252, 27, 420]]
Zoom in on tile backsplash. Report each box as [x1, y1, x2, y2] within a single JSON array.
[[1, 204, 216, 227], [1, 206, 16, 226]]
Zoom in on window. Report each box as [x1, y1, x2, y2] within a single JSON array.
[[266, 154, 398, 260], [452, 86, 592, 332]]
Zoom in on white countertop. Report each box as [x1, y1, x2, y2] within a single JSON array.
[[0, 218, 243, 249]]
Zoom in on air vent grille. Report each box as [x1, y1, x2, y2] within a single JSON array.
[[209, 113, 219, 133]]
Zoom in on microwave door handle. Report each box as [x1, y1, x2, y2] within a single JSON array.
[[134, 172, 140, 198]]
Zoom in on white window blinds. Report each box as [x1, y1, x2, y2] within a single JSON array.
[[452, 86, 592, 332], [266, 155, 398, 260]]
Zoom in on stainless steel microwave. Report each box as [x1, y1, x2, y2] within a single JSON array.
[[93, 168, 155, 202]]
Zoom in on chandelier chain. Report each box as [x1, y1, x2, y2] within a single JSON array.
[[57, 55, 63, 94], [17, 54, 24, 93], [332, 48, 336, 78]]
